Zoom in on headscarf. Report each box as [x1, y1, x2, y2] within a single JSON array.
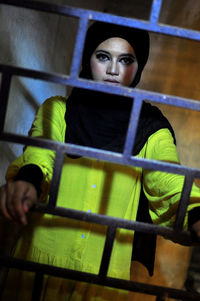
[[80, 21, 150, 87], [65, 21, 150, 153]]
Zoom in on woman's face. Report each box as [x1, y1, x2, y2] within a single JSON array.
[[90, 37, 138, 87]]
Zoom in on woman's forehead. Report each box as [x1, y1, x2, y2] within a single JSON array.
[[95, 37, 135, 55]]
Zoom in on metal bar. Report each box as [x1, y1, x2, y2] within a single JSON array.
[[0, 0, 82, 18], [31, 272, 44, 301], [1, 64, 200, 112], [1, 0, 200, 41], [70, 16, 89, 78], [123, 96, 143, 158], [0, 73, 11, 132], [31, 203, 199, 246], [1, 133, 200, 179], [98, 225, 117, 277], [174, 173, 195, 231], [156, 295, 167, 301], [150, 0, 163, 23], [48, 148, 65, 207], [0, 256, 200, 300]]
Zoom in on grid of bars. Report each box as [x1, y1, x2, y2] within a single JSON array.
[[0, 0, 200, 300]]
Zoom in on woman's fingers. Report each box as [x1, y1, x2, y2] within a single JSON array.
[[0, 181, 37, 225], [11, 183, 29, 225]]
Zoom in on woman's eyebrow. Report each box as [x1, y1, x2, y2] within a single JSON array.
[[119, 53, 136, 58], [95, 50, 110, 55], [96, 50, 136, 59]]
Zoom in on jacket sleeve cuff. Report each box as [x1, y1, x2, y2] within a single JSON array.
[[188, 207, 200, 229], [14, 164, 43, 197]]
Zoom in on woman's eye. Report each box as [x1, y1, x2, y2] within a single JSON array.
[[96, 53, 109, 62], [120, 57, 134, 65]]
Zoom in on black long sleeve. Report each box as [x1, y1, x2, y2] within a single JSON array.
[[14, 164, 43, 197], [188, 207, 200, 229]]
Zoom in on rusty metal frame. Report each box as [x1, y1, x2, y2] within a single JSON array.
[[0, 0, 200, 300]]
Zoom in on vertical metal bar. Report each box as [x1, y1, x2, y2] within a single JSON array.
[[31, 272, 44, 301], [48, 148, 65, 207], [70, 15, 89, 78], [0, 73, 12, 132], [98, 225, 117, 277], [174, 173, 194, 230], [123, 96, 143, 158], [150, 0, 163, 23]]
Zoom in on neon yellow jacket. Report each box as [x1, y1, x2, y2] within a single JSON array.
[[6, 96, 200, 280]]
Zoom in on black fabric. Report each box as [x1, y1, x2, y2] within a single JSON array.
[[132, 102, 176, 155], [130, 103, 176, 277], [132, 187, 157, 276], [15, 164, 43, 197], [65, 90, 133, 154], [65, 22, 150, 154], [65, 97, 176, 156], [188, 207, 200, 229]]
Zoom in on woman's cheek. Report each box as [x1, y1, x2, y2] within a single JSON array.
[[91, 63, 105, 81], [122, 66, 138, 86]]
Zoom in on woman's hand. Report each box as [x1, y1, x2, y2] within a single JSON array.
[[191, 220, 200, 240], [0, 180, 37, 225]]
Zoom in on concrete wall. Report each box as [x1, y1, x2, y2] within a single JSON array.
[[0, 0, 105, 185]]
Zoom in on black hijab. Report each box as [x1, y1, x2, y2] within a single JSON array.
[[65, 22, 151, 154]]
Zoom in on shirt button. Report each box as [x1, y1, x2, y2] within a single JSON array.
[[81, 234, 85, 238], [92, 184, 96, 188]]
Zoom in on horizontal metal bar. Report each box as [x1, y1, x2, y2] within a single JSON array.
[[1, 132, 200, 179], [150, 0, 162, 23], [1, 64, 200, 112], [0, 0, 84, 18], [31, 203, 199, 246], [98, 225, 117, 277], [1, 0, 200, 41], [0, 256, 199, 300], [156, 295, 167, 301]]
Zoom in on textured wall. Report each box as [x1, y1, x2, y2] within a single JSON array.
[[0, 0, 105, 185], [139, 0, 200, 170]]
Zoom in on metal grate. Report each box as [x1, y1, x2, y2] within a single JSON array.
[[0, 0, 200, 300]]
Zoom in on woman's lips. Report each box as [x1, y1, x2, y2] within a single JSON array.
[[104, 79, 120, 85]]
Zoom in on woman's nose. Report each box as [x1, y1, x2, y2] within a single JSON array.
[[106, 60, 119, 75]]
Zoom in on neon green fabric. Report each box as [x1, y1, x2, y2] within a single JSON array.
[[5, 96, 200, 298]]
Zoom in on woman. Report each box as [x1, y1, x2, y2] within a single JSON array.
[[0, 21, 200, 300]]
